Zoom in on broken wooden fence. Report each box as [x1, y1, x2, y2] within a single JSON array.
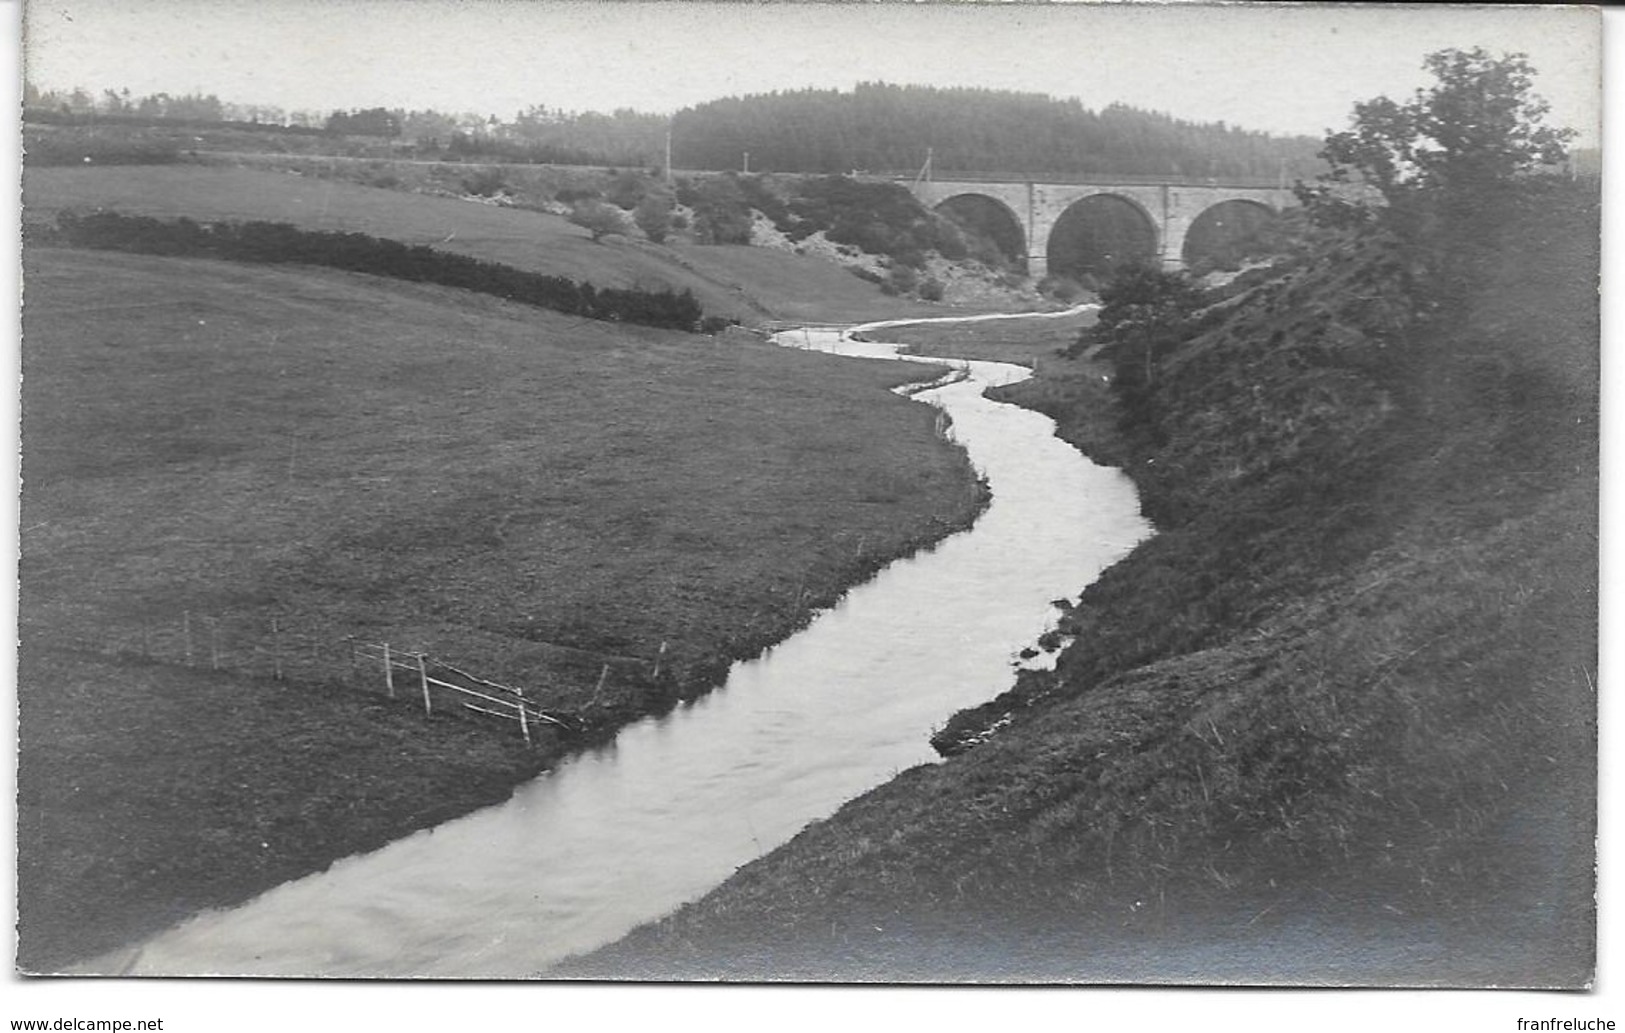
[[349, 641, 574, 745]]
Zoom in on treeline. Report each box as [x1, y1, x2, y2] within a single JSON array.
[[25, 83, 665, 168], [24, 107, 329, 137], [671, 83, 1321, 179], [26, 79, 1320, 179], [41, 213, 708, 332]]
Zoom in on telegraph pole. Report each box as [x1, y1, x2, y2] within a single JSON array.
[[914, 146, 933, 186], [665, 123, 673, 184]]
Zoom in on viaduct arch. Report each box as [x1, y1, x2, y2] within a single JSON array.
[[907, 177, 1293, 277]]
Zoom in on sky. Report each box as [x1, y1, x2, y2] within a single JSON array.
[[21, 0, 1603, 145]]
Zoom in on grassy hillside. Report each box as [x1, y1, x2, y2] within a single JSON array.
[[562, 181, 1597, 985], [17, 248, 986, 970], [22, 165, 952, 324]]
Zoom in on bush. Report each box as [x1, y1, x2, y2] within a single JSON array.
[[882, 265, 919, 296], [930, 218, 970, 262], [569, 200, 631, 242], [737, 175, 798, 235], [461, 168, 508, 197], [681, 176, 754, 245], [918, 277, 945, 302], [633, 191, 676, 243], [605, 171, 650, 211], [1039, 276, 1085, 304], [790, 176, 946, 267]]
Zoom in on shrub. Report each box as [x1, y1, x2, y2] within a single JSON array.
[[605, 171, 650, 211], [633, 191, 676, 243], [883, 265, 919, 296], [682, 176, 754, 245], [461, 168, 508, 197], [918, 277, 945, 302], [1039, 276, 1085, 303], [569, 200, 631, 242], [930, 218, 970, 262], [737, 175, 798, 235]]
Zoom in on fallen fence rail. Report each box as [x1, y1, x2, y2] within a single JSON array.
[[351, 640, 579, 745]]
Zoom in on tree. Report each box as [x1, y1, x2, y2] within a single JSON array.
[[1094, 263, 1202, 384], [326, 107, 401, 138], [1317, 48, 1575, 207], [569, 200, 630, 242], [633, 190, 676, 243]]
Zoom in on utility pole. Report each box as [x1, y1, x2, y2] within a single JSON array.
[[665, 123, 673, 184], [914, 146, 933, 186]]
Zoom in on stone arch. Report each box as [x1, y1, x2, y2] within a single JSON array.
[[1045, 193, 1158, 281], [1181, 198, 1279, 270], [934, 193, 1027, 270]]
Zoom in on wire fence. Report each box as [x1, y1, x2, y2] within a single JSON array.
[[43, 607, 674, 747]]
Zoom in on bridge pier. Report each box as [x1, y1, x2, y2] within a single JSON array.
[[1027, 253, 1048, 280]]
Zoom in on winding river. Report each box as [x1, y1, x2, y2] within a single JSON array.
[[85, 309, 1150, 978]]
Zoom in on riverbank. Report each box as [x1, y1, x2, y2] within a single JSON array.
[[17, 248, 988, 971], [53, 313, 1141, 978], [876, 307, 1099, 368], [559, 179, 1598, 985]]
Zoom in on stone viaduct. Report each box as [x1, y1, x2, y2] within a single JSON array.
[[903, 175, 1295, 277]]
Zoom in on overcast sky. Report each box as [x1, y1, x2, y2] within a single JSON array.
[[21, 1, 1602, 144]]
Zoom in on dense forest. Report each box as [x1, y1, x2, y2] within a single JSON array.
[[670, 83, 1323, 180]]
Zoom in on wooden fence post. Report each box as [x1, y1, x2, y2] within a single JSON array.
[[418, 653, 431, 716], [183, 611, 194, 666], [591, 663, 610, 705], [652, 640, 668, 680], [272, 618, 283, 681], [516, 690, 531, 746], [382, 642, 395, 698]]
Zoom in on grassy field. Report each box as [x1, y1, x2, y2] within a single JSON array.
[[22, 164, 957, 325], [17, 247, 986, 969]]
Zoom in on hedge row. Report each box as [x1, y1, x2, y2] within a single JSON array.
[[47, 212, 706, 332]]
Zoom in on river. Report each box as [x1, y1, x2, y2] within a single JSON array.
[[83, 309, 1150, 978]]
